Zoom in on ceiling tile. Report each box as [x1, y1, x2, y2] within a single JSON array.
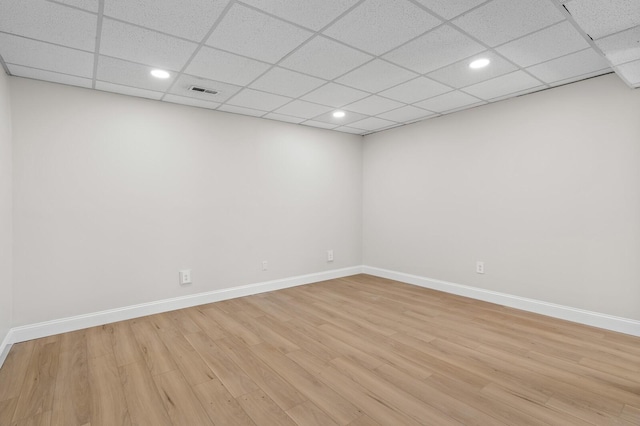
[[280, 36, 372, 80], [8, 64, 93, 88], [311, 110, 369, 126], [596, 26, 640, 66], [414, 0, 487, 19], [414, 90, 482, 112], [564, 0, 640, 39], [162, 94, 221, 110], [103, 0, 229, 41], [344, 95, 404, 116], [97, 56, 175, 91], [526, 48, 610, 84], [249, 67, 325, 98], [378, 77, 450, 104], [240, 0, 360, 31], [302, 121, 339, 129], [616, 59, 640, 86], [54, 0, 99, 12], [384, 25, 484, 74], [207, 4, 312, 63], [227, 88, 292, 111], [95, 81, 164, 100], [274, 100, 333, 119], [462, 71, 542, 100], [496, 21, 591, 68], [428, 51, 518, 89], [334, 126, 365, 134], [186, 47, 271, 86], [324, 0, 441, 55], [336, 60, 417, 93], [348, 117, 396, 131], [0, 33, 94, 78], [263, 113, 306, 124], [169, 74, 241, 103], [300, 83, 369, 107], [0, 0, 97, 51], [218, 104, 266, 117], [100, 19, 197, 71], [377, 105, 436, 123], [452, 0, 564, 47]]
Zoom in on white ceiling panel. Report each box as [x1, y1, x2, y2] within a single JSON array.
[[324, 0, 441, 55], [383, 25, 484, 74], [263, 113, 306, 124], [302, 120, 338, 129], [103, 0, 229, 41], [427, 51, 518, 88], [168, 74, 241, 103], [163, 95, 221, 110], [95, 81, 163, 100], [185, 47, 271, 86], [8, 64, 93, 88], [227, 88, 292, 111], [100, 19, 197, 71], [52, 0, 99, 12], [596, 26, 640, 66], [452, 0, 564, 47], [616, 59, 640, 86], [218, 104, 266, 117], [378, 77, 450, 104], [377, 105, 436, 123], [526, 48, 610, 84], [414, 90, 482, 113], [334, 126, 365, 134], [336, 59, 417, 93], [462, 70, 542, 100], [0, 33, 95, 78], [301, 83, 369, 108], [206, 4, 312, 63], [97, 56, 175, 91], [348, 117, 396, 131], [344, 95, 404, 116], [311, 110, 369, 126], [0, 0, 97, 51], [239, 0, 360, 31], [496, 21, 591, 68], [274, 100, 333, 119], [279, 36, 372, 80], [414, 0, 488, 20], [249, 67, 325, 98], [564, 0, 640, 40]]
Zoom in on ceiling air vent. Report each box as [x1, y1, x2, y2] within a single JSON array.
[[188, 86, 219, 95]]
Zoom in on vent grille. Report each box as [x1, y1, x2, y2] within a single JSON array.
[[188, 86, 219, 95]]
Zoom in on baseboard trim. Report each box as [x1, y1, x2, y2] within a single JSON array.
[[0, 330, 13, 368], [363, 266, 640, 337]]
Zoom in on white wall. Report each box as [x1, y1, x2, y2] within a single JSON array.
[[11, 78, 363, 326], [364, 74, 640, 320], [0, 71, 12, 343]]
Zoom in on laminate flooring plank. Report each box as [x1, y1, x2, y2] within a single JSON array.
[[237, 389, 297, 426], [0, 341, 35, 402], [51, 330, 90, 426], [118, 361, 171, 426], [130, 320, 176, 376], [153, 369, 214, 426], [193, 378, 256, 426], [87, 353, 130, 426]]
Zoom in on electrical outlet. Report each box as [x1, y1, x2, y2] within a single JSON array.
[[179, 269, 192, 285], [476, 261, 484, 274], [261, 261, 268, 271], [327, 249, 334, 262]]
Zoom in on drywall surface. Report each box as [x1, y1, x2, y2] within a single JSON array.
[[363, 74, 640, 320], [0, 70, 12, 341], [11, 78, 363, 325]]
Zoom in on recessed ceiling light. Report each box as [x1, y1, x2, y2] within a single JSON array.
[[333, 110, 346, 118], [469, 58, 490, 69], [150, 69, 170, 79]]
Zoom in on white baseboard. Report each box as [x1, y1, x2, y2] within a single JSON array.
[[0, 330, 13, 368], [363, 266, 640, 337]]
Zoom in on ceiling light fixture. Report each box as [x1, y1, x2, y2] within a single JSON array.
[[469, 58, 490, 69], [333, 110, 346, 118], [150, 69, 171, 79]]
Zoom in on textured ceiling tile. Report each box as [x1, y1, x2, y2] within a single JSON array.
[[274, 100, 333, 118], [163, 94, 221, 110], [249, 67, 325, 98], [324, 0, 441, 55], [300, 83, 369, 107], [348, 117, 396, 131], [100, 19, 198, 70], [227, 88, 292, 111], [596, 26, 640, 66], [95, 81, 164, 100], [383, 25, 484, 74], [452, 0, 564, 47], [414, 0, 487, 19], [344, 95, 404, 115], [206, 4, 312, 63], [302, 120, 339, 129], [104, 0, 230, 41], [185, 47, 271, 86], [240, 0, 360, 31], [334, 126, 365, 134], [0, 33, 94, 77], [8, 64, 93, 88], [54, 0, 99, 12], [616, 59, 640, 86], [462, 71, 542, 100], [97, 56, 175, 91], [414, 90, 482, 113], [311, 110, 369, 126], [496, 21, 591, 68], [218, 104, 266, 117], [564, 0, 640, 39], [0, 0, 97, 51], [169, 74, 241, 103], [263, 113, 306, 124], [526, 48, 610, 84], [279, 36, 373, 80], [336, 60, 417, 93], [378, 77, 450, 104], [377, 105, 435, 123], [428, 51, 518, 88]]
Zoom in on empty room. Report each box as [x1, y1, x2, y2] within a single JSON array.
[[1, 0, 640, 425]]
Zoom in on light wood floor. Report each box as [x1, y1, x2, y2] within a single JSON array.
[[1, 274, 639, 426]]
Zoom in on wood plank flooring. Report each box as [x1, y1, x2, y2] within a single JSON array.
[[1, 274, 639, 425]]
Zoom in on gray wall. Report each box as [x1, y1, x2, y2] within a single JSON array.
[[0, 71, 12, 342]]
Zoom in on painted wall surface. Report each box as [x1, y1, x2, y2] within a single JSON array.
[[0, 71, 12, 342], [11, 78, 363, 325], [364, 74, 640, 320]]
